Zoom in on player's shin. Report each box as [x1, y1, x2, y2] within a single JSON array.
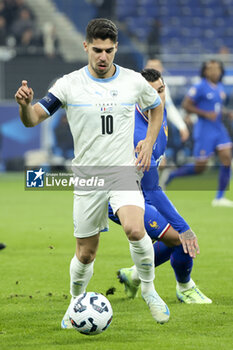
[[170, 244, 193, 285], [216, 165, 231, 199], [129, 233, 155, 295], [129, 234, 170, 323], [70, 255, 94, 297], [153, 241, 173, 266]]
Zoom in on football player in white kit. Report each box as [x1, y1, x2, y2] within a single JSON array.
[[15, 18, 170, 326]]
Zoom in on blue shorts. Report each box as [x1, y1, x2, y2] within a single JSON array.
[[108, 202, 170, 241], [193, 122, 232, 159]]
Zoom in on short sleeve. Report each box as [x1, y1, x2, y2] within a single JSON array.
[[136, 74, 161, 111], [49, 75, 67, 106], [187, 83, 202, 104]]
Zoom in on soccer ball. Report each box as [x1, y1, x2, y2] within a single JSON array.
[[69, 292, 113, 335]]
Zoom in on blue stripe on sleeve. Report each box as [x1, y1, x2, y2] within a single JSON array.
[[38, 92, 62, 116], [38, 102, 50, 116], [142, 95, 161, 112]]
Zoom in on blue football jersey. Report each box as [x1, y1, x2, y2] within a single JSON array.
[[134, 104, 168, 166], [187, 78, 226, 126], [108, 104, 190, 235]]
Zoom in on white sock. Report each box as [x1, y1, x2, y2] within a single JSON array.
[[129, 234, 155, 295], [69, 255, 94, 297], [176, 278, 195, 292], [130, 265, 140, 284]]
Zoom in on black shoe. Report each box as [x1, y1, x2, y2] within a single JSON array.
[[0, 243, 6, 250]]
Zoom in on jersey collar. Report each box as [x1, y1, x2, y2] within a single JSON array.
[[85, 64, 120, 83]]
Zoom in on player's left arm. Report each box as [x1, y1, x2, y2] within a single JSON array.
[[136, 102, 163, 171]]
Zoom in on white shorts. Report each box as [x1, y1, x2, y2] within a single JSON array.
[[73, 190, 145, 238]]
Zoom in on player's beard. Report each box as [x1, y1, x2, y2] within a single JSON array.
[[92, 62, 113, 78]]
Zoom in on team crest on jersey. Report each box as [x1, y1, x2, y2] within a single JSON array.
[[110, 90, 118, 97], [149, 220, 159, 229], [163, 122, 168, 138], [207, 92, 214, 99], [188, 87, 196, 97]]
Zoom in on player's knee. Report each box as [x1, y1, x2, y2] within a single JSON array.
[[77, 249, 96, 264], [124, 224, 144, 241], [195, 163, 207, 173], [220, 155, 231, 166]]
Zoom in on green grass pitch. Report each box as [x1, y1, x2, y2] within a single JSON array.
[[0, 172, 233, 350]]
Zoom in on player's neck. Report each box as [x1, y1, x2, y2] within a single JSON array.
[[88, 64, 116, 79], [206, 78, 218, 87]]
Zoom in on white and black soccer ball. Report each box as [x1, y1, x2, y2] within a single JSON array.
[[69, 292, 113, 335]]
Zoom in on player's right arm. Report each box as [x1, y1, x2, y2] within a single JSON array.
[[15, 80, 50, 127], [182, 95, 217, 121]]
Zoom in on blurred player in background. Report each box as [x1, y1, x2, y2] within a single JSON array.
[[165, 60, 233, 207], [15, 18, 171, 326], [109, 68, 211, 304], [145, 59, 189, 143]]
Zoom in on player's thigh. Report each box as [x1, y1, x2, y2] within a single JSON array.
[[193, 127, 216, 160], [144, 188, 190, 234], [110, 190, 145, 240], [73, 192, 109, 238]]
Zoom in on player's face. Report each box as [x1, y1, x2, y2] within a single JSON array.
[[149, 78, 166, 105], [204, 62, 222, 83], [83, 38, 118, 79], [145, 59, 163, 73]]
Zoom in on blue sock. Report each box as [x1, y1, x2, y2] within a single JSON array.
[[166, 163, 196, 185], [216, 165, 231, 199], [170, 245, 193, 283], [153, 241, 173, 267]]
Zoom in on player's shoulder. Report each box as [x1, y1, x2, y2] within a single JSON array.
[[63, 67, 86, 81], [187, 78, 204, 97], [118, 65, 143, 81], [52, 67, 84, 84], [218, 81, 225, 90], [193, 77, 206, 89]]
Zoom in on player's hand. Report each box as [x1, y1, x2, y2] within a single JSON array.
[[203, 111, 217, 121], [15, 80, 34, 106], [135, 140, 152, 171], [179, 128, 189, 142], [227, 111, 233, 120], [179, 229, 200, 258]]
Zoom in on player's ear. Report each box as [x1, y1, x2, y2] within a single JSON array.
[[115, 42, 118, 52], [83, 41, 88, 52]]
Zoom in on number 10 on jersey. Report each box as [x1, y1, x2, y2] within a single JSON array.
[[101, 115, 113, 135]]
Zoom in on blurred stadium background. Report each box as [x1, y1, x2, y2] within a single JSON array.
[[0, 0, 233, 171]]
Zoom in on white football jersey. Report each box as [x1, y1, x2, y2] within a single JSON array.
[[49, 64, 161, 167]]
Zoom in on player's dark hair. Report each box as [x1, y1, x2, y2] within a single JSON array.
[[200, 59, 225, 81], [141, 68, 164, 84], [86, 18, 118, 43]]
